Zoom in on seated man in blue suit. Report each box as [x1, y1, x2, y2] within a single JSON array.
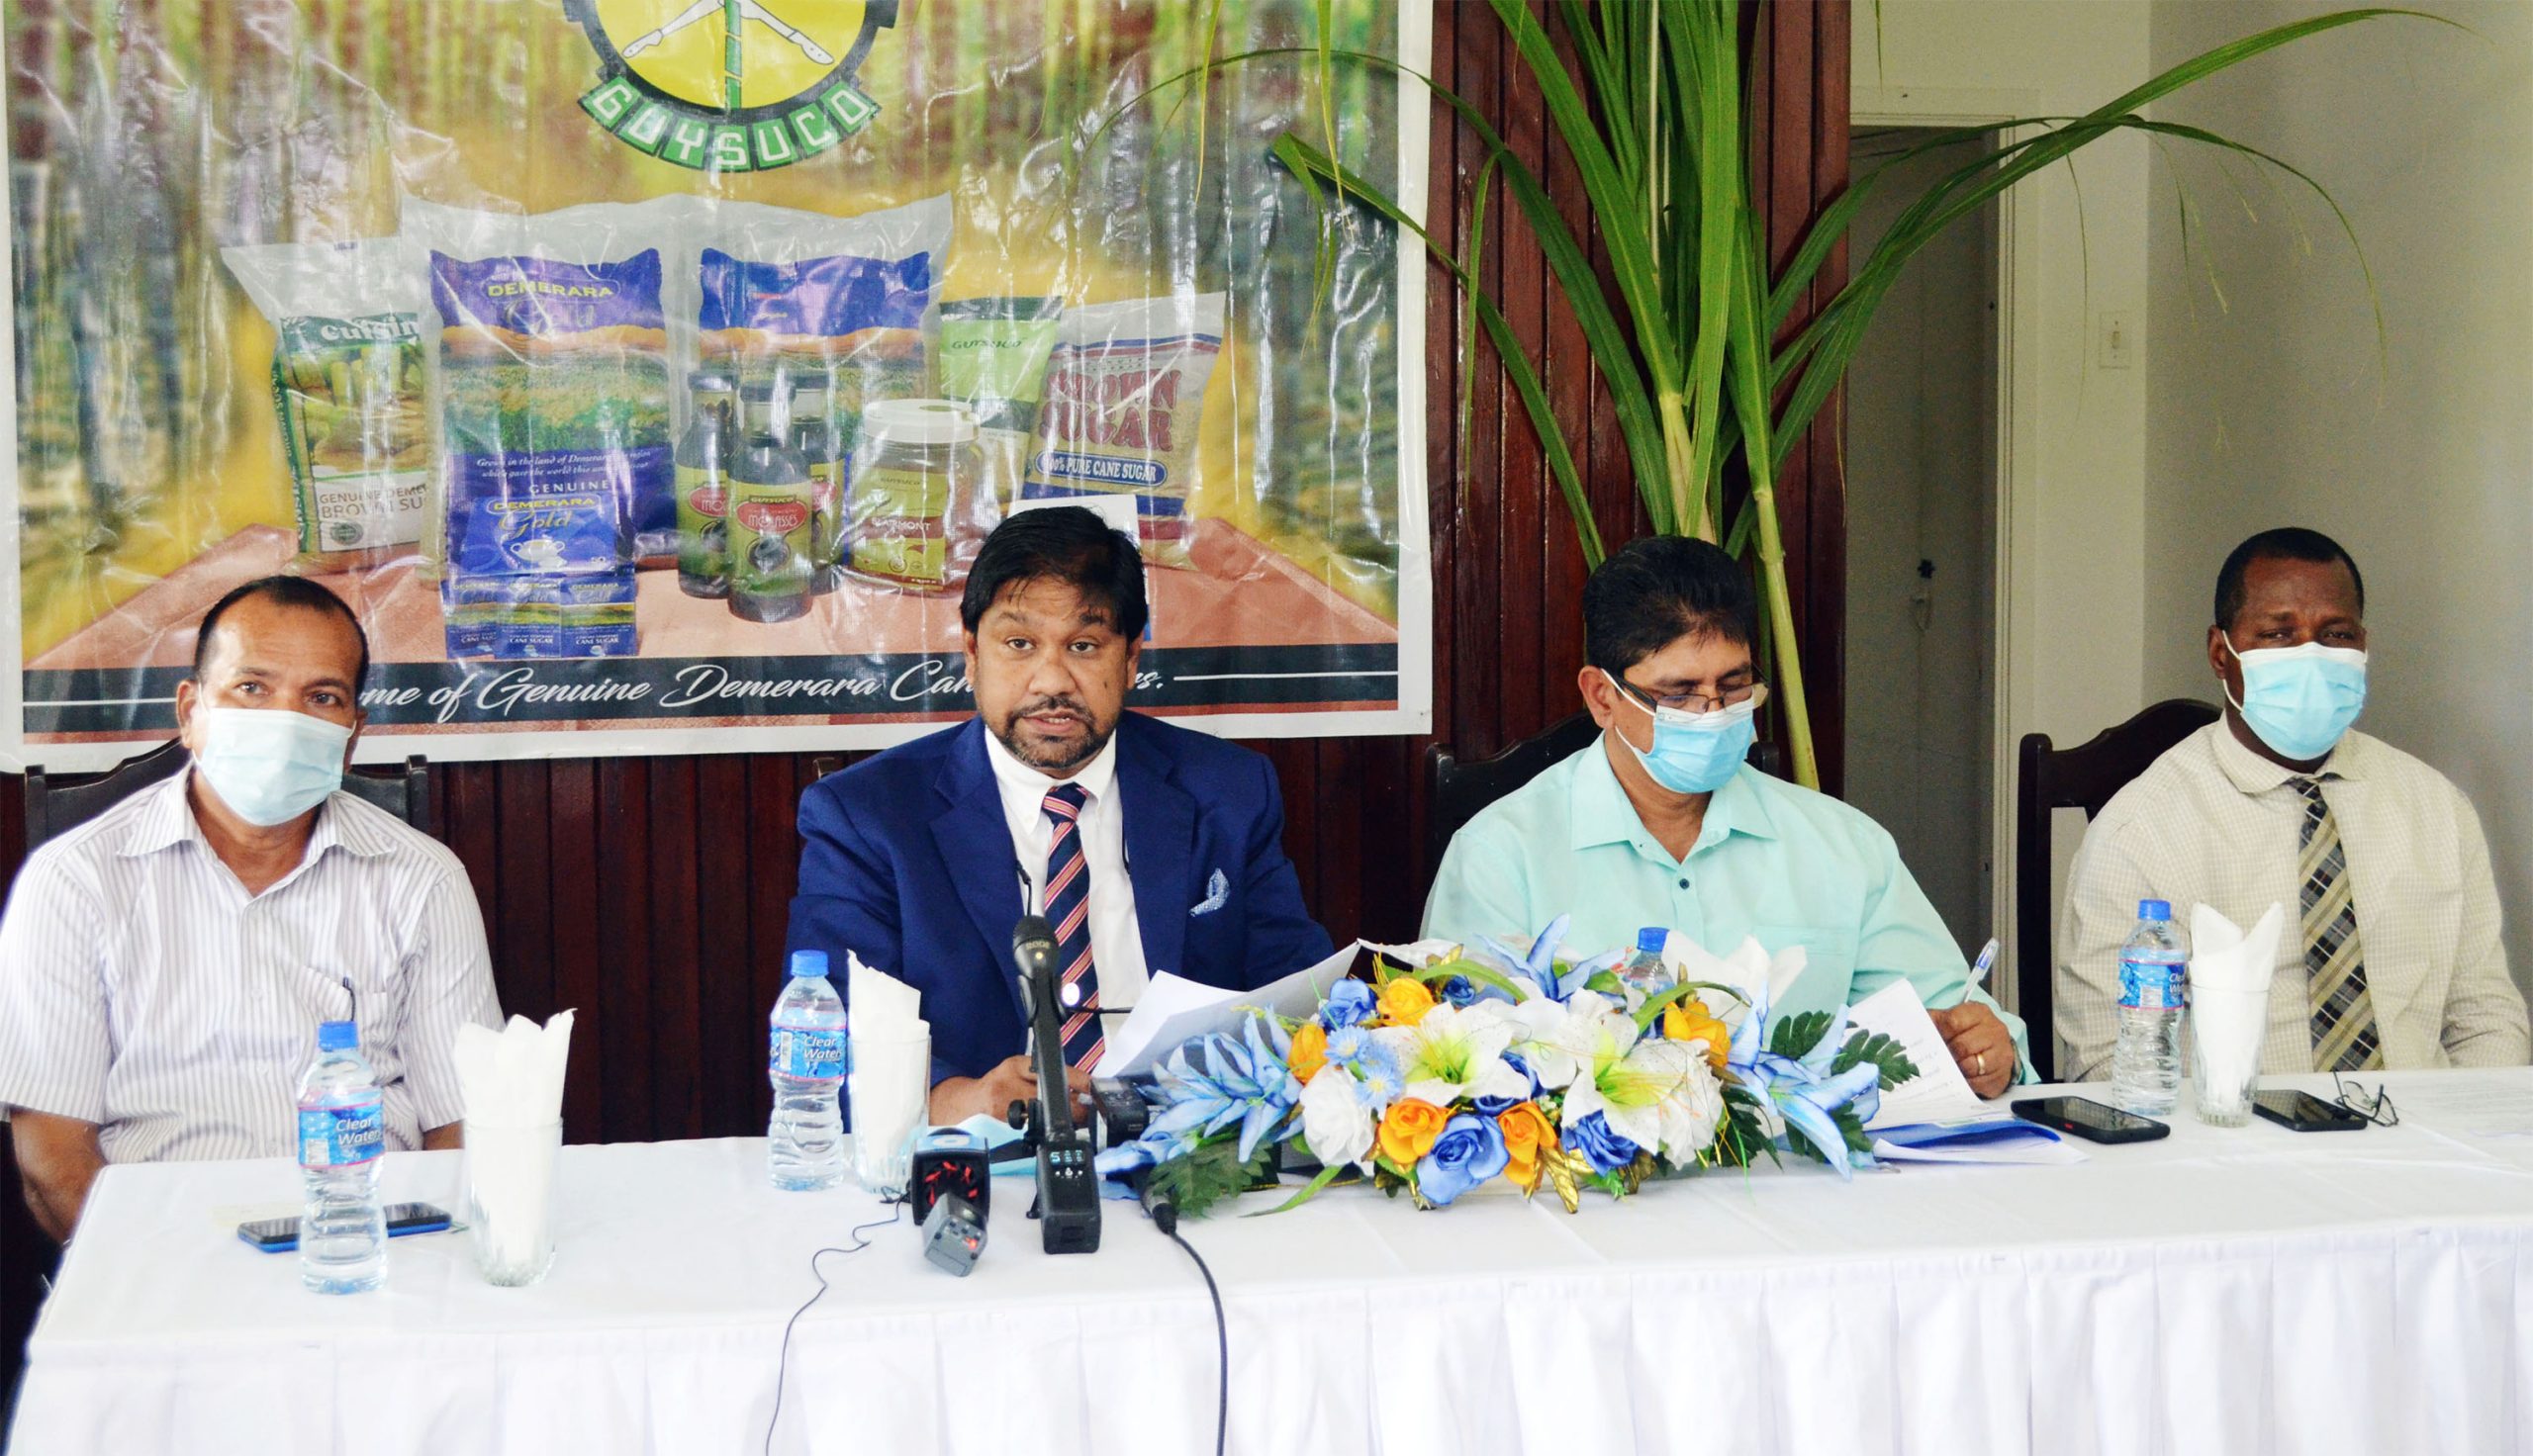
[[788, 506, 1334, 1125]]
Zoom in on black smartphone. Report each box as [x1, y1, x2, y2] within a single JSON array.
[[2253, 1090, 2368, 1133], [2011, 1096, 2171, 1144], [236, 1202, 454, 1253]]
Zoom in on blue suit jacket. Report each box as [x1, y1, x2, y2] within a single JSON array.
[[786, 713, 1334, 1085]]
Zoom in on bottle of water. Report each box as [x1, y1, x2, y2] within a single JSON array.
[[2111, 899, 2188, 1116], [769, 950, 849, 1190], [297, 1019, 386, 1294], [1618, 927, 1669, 994]]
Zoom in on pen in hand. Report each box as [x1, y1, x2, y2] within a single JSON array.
[[1968, 938, 1999, 990]]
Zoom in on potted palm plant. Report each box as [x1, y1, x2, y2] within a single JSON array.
[[1143, 1, 2408, 788]]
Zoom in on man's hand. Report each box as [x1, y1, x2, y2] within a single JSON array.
[[12, 1110, 105, 1243], [926, 1054, 1093, 1127], [1931, 1002, 2017, 1099]]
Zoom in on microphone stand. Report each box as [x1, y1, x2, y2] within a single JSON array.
[[1007, 916, 1100, 1254]]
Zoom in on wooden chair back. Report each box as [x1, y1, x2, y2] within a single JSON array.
[[2014, 699, 2220, 1079]]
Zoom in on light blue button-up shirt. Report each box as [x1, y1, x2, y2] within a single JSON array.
[[1422, 740, 2028, 1069]]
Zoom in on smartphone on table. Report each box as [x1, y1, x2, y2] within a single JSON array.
[[2252, 1090, 2368, 1133], [2010, 1096, 2171, 1144], [236, 1203, 453, 1252]]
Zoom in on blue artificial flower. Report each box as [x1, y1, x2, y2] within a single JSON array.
[[1415, 1113, 1511, 1207], [1144, 1013, 1305, 1163], [1442, 974, 1477, 1009], [1342, 1038, 1405, 1113], [1565, 1110, 1642, 1176], [1725, 976, 1886, 1179], [1323, 978, 1377, 1029]]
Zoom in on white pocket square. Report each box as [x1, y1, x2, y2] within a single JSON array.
[[1190, 868, 1230, 916]]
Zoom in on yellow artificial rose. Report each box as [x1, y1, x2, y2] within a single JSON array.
[[1377, 976, 1437, 1028], [1664, 998, 1732, 1072], [1497, 1101, 1558, 1191], [1377, 1097, 1449, 1165], [1288, 1021, 1329, 1085]]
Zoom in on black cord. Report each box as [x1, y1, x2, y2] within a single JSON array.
[[764, 1201, 903, 1456], [1154, 1203, 1229, 1456]]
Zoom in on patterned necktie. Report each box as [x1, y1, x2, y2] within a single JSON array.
[[1040, 782, 1103, 1070], [2294, 777, 2383, 1072]]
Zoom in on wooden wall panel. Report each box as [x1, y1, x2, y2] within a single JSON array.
[[0, 0, 1851, 1399]]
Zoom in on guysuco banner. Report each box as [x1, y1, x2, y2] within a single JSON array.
[[0, 0, 1431, 770]]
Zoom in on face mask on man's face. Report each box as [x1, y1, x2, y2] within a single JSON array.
[[2219, 635, 2367, 762], [190, 705, 352, 826], [1605, 670, 1761, 795]]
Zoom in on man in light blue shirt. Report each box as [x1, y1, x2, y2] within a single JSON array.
[[1423, 536, 2027, 1095]]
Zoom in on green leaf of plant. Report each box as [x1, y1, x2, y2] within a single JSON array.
[[1829, 1028, 1921, 1090], [1767, 1009, 1832, 1061], [1251, 1160, 1347, 1217]]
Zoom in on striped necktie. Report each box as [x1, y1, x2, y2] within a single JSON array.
[[1041, 781, 1103, 1070], [2294, 776, 2383, 1072]]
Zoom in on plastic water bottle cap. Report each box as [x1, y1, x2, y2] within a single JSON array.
[[316, 1020, 358, 1051], [1636, 927, 1668, 955], [2138, 899, 2172, 922], [789, 950, 830, 978]]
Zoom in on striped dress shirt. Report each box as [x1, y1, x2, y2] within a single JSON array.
[[2057, 723, 2530, 1079], [0, 773, 501, 1164]]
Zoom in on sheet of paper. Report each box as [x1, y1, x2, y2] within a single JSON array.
[[1095, 940, 1359, 1077], [2374, 1070, 2533, 1138], [1846, 979, 1991, 1130], [1869, 1119, 2088, 1166]]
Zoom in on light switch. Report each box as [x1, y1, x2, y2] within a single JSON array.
[[2097, 310, 2136, 370]]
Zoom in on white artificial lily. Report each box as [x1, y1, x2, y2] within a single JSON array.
[[1502, 994, 1585, 1089], [1298, 1065, 1376, 1170], [1376, 1002, 1532, 1107], [1555, 1008, 1721, 1159]]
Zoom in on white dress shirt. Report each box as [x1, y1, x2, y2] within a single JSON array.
[[0, 772, 503, 1164], [2058, 723, 2529, 1078], [983, 729, 1151, 1010]]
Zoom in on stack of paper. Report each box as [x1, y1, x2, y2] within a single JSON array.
[[1095, 941, 1356, 1078]]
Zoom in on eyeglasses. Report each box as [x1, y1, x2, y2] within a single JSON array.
[[1612, 673, 1770, 717], [2330, 1073, 2399, 1129]]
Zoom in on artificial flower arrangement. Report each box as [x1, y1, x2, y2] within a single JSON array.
[[1097, 917, 1925, 1220]]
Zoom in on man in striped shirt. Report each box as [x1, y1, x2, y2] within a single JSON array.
[[0, 577, 500, 1240]]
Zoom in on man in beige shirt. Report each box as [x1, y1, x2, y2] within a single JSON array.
[[2058, 528, 2529, 1079]]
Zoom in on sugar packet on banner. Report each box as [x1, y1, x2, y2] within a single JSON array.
[[1021, 293, 1226, 570]]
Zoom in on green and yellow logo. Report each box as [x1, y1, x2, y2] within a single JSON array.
[[570, 1, 897, 172]]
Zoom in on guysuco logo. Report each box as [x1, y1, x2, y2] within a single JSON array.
[[570, 0, 898, 172]]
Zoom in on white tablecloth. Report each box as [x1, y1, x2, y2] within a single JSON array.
[[14, 1069, 2533, 1456]]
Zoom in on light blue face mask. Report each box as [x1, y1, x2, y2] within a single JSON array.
[[191, 705, 353, 827], [2221, 637, 2367, 763], [1606, 670, 1762, 795]]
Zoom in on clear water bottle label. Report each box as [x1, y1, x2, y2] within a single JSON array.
[[298, 1094, 384, 1169], [2117, 955, 2187, 1011], [771, 1028, 848, 1081]]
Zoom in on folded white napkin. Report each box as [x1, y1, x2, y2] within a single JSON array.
[[455, 1011, 573, 1130], [456, 1011, 572, 1280], [1666, 935, 1810, 1029], [845, 955, 929, 1175], [2189, 903, 2283, 1099]]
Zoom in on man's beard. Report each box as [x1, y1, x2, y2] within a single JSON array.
[[991, 693, 1114, 774]]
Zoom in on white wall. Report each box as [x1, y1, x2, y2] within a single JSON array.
[[1853, 1, 2154, 750], [2143, 0, 2533, 987], [1853, 2, 2154, 994], [1845, 135, 1998, 951]]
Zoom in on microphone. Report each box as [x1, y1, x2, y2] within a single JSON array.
[[1008, 916, 1100, 1254]]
